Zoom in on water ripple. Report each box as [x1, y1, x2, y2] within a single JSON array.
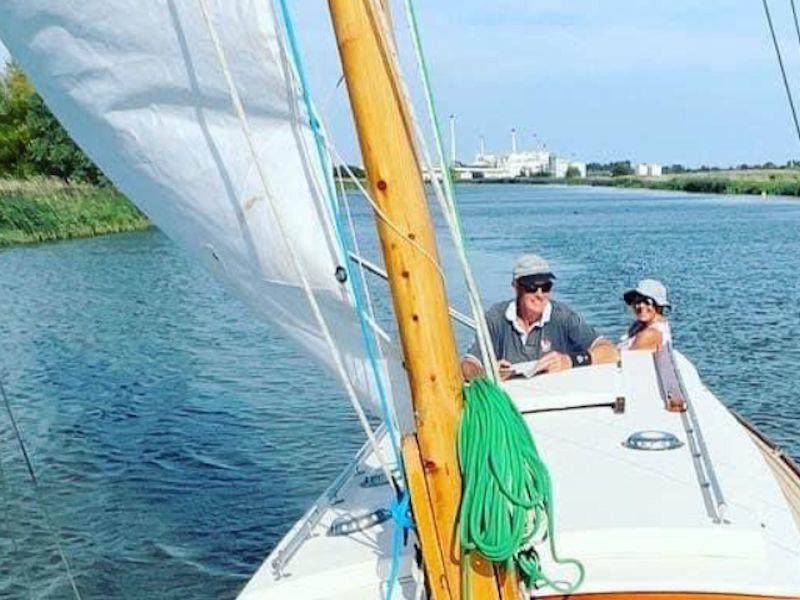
[[1, 185, 799, 597]]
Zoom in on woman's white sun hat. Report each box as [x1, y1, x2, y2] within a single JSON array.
[[623, 278, 670, 308]]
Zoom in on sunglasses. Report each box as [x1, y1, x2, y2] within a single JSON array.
[[628, 295, 655, 307], [519, 280, 553, 293]]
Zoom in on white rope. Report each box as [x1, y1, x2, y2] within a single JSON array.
[[370, 0, 498, 379], [197, 0, 396, 485]]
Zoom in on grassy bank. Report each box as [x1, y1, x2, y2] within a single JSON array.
[[0, 179, 151, 247], [582, 169, 800, 196]]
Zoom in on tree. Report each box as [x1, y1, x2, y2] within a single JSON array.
[[333, 164, 365, 179], [610, 161, 633, 177], [25, 93, 106, 183], [565, 165, 581, 179], [0, 63, 36, 177], [0, 63, 106, 183]]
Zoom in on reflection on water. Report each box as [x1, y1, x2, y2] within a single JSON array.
[[0, 185, 798, 597]]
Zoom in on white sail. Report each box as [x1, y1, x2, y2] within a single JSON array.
[[0, 0, 404, 414]]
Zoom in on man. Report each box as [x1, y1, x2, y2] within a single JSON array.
[[461, 254, 618, 381]]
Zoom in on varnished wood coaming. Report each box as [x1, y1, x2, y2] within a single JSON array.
[[731, 411, 800, 530], [543, 594, 800, 600]]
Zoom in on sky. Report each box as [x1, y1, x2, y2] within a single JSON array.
[[3, 1, 800, 167]]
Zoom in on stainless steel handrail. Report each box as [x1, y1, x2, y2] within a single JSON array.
[[654, 345, 727, 523], [271, 427, 388, 578]]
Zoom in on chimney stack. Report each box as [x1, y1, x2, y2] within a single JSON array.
[[449, 114, 456, 166]]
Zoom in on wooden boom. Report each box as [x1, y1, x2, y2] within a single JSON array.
[[327, 2, 500, 598]]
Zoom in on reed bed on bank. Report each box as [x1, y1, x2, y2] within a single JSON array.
[[0, 179, 151, 247], [584, 169, 800, 196]]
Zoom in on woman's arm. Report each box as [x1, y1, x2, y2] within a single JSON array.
[[631, 327, 662, 351]]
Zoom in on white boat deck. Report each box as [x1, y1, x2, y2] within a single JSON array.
[[238, 350, 800, 599]]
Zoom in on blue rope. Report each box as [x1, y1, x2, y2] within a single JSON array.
[[276, 0, 403, 471], [386, 492, 413, 600], [276, 7, 412, 597]]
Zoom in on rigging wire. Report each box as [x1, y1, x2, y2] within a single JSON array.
[[275, 0, 404, 477], [363, 0, 498, 380], [196, 0, 396, 490], [791, 0, 800, 54], [274, 4, 423, 599], [0, 437, 34, 599], [400, 0, 499, 380], [0, 376, 83, 600], [762, 0, 800, 145], [326, 143, 448, 281]]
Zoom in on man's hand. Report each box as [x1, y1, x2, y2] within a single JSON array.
[[498, 359, 513, 381], [535, 351, 572, 374], [461, 358, 485, 381]]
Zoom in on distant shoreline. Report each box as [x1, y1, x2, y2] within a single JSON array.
[[3, 169, 797, 249], [460, 168, 800, 197], [0, 179, 151, 247]]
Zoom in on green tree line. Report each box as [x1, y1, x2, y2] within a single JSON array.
[[0, 63, 106, 184]]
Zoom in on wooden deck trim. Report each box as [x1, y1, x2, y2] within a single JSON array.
[[730, 411, 800, 530], [543, 594, 800, 600]]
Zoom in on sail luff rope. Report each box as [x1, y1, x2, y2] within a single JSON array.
[[336, 167, 380, 327], [0, 376, 83, 600], [196, 0, 396, 488], [400, 0, 499, 381], [335, 169, 401, 350], [275, 0, 404, 472], [761, 0, 800, 145]]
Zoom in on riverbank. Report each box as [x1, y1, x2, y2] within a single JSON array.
[[0, 179, 151, 247], [582, 169, 800, 196], [461, 168, 800, 197]]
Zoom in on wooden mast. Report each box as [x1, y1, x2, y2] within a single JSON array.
[[327, 2, 499, 599]]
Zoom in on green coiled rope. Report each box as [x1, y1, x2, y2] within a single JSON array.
[[458, 378, 585, 593]]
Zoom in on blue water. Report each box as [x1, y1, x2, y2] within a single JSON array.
[[1, 185, 799, 598]]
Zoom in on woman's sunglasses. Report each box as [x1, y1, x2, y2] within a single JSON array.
[[628, 295, 655, 307]]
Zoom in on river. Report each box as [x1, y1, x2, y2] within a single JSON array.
[[1, 184, 798, 598]]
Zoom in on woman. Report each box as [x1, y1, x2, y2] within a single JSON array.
[[619, 279, 672, 351]]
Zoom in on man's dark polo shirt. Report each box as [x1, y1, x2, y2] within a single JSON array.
[[467, 299, 600, 364]]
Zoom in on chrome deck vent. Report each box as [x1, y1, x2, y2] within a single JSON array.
[[623, 430, 683, 451]]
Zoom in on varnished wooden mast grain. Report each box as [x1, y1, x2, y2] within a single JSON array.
[[326, 2, 498, 598]]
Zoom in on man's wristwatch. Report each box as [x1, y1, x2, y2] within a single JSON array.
[[569, 351, 593, 367]]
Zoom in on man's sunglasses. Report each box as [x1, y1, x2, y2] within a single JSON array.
[[519, 280, 553, 293]]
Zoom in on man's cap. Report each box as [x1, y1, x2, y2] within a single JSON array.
[[512, 254, 555, 281], [623, 278, 670, 308]]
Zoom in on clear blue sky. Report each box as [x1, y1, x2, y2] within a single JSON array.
[[4, 1, 800, 167]]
